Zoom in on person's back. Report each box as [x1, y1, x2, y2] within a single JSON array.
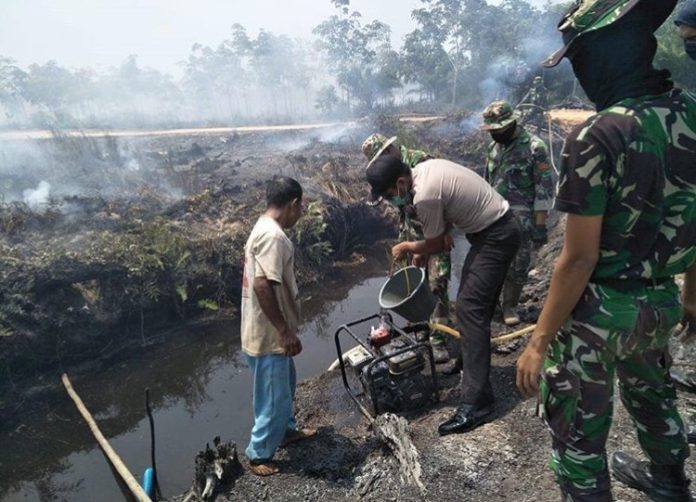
[[412, 159, 509, 236], [557, 87, 696, 280]]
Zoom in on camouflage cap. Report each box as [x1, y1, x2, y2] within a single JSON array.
[[480, 100, 519, 132], [543, 0, 674, 68], [362, 133, 398, 168], [675, 0, 696, 27]]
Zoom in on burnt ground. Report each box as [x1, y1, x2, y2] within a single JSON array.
[[181, 220, 696, 502]]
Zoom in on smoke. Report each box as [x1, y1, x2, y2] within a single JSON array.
[[478, 32, 560, 108], [269, 122, 360, 152], [22, 180, 51, 211]]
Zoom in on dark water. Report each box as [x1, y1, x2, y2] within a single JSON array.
[[0, 271, 391, 502], [0, 235, 471, 502]]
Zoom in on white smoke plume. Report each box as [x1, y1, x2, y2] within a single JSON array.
[[22, 180, 51, 211]]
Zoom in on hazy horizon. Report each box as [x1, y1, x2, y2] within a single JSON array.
[[1, 0, 563, 76]]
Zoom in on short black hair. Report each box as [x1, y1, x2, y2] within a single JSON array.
[[266, 176, 303, 208], [365, 155, 410, 201]]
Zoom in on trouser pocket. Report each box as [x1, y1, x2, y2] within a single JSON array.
[[539, 365, 581, 443]]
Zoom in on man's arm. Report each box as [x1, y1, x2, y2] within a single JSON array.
[[392, 234, 446, 260], [253, 276, 302, 356], [516, 213, 602, 397], [683, 260, 696, 335]]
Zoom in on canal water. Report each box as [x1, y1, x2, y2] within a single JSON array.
[[0, 237, 469, 502]]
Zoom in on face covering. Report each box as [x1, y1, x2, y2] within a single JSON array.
[[568, 3, 673, 111], [685, 39, 696, 61], [389, 182, 410, 207], [490, 124, 517, 145]]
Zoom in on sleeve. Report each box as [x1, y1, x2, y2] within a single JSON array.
[[483, 145, 494, 184], [253, 234, 289, 284], [530, 138, 554, 212], [554, 127, 610, 216], [414, 198, 447, 239]]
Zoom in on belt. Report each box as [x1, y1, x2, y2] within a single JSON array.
[[592, 276, 673, 292]]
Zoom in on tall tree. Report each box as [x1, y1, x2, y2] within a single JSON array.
[[313, 0, 397, 111]]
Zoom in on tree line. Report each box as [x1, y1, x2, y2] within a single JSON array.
[[0, 0, 691, 129]]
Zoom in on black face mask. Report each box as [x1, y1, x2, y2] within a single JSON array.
[[568, 3, 673, 111], [490, 124, 517, 145], [685, 39, 696, 61]]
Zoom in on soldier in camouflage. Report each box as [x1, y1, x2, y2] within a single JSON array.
[[362, 134, 451, 363], [516, 0, 696, 501], [481, 101, 554, 326], [520, 76, 549, 130]]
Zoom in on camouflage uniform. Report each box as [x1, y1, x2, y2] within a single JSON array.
[[540, 89, 696, 498], [481, 100, 554, 325], [523, 76, 549, 130], [362, 134, 451, 324], [484, 124, 554, 285]]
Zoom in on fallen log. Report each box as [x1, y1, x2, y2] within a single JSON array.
[[373, 413, 424, 491], [61, 373, 152, 502]]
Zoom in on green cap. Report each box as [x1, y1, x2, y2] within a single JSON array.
[[362, 133, 398, 169], [480, 100, 519, 132], [544, 0, 643, 68]]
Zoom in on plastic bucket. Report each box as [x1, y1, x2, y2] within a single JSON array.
[[378, 266, 436, 323]]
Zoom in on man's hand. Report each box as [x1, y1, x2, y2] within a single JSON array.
[[516, 340, 547, 398], [412, 254, 428, 268], [392, 242, 411, 260], [279, 326, 302, 357], [532, 224, 548, 248]]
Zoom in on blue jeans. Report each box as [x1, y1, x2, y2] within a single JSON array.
[[244, 353, 297, 462]]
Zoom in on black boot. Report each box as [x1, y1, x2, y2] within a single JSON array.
[[611, 451, 693, 502], [688, 423, 696, 444], [502, 280, 524, 326], [440, 356, 462, 376]]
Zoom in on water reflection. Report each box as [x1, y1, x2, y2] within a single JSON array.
[[1, 258, 390, 501]]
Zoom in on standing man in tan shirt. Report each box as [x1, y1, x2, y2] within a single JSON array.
[[241, 176, 315, 476]]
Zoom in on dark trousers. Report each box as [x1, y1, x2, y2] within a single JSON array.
[[456, 211, 521, 405]]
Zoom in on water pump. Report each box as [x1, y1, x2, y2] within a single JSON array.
[[335, 313, 439, 418]]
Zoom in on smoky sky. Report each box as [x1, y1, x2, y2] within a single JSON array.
[[1, 0, 562, 76]]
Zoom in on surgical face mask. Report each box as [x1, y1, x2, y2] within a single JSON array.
[[389, 195, 408, 207], [686, 40, 696, 61], [388, 183, 410, 207]]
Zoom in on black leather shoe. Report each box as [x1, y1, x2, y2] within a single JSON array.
[[611, 451, 693, 502], [440, 357, 462, 376], [688, 424, 696, 444], [438, 403, 494, 436]]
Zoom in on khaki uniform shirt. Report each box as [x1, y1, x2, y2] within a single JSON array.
[[412, 159, 509, 238], [241, 216, 300, 356]]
